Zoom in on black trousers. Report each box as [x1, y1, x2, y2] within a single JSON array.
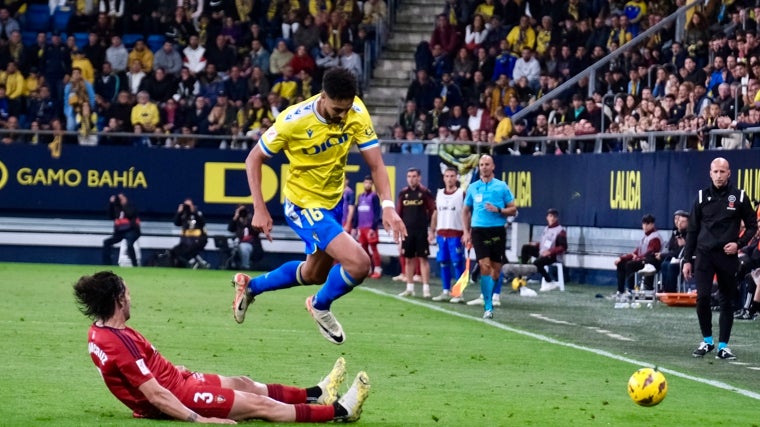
[[694, 250, 739, 344], [520, 244, 556, 282], [103, 229, 140, 266]]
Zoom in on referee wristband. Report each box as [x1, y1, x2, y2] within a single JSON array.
[[381, 200, 395, 209]]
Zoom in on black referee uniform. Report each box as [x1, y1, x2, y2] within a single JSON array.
[[683, 179, 757, 348]]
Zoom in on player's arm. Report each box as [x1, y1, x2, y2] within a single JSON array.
[[361, 147, 407, 242], [245, 144, 274, 241], [138, 378, 235, 424]]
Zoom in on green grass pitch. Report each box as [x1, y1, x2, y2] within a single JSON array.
[[0, 262, 758, 426]]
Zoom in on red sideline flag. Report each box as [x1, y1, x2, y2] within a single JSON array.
[[451, 247, 472, 298]]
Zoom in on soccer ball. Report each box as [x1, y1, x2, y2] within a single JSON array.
[[511, 277, 526, 291], [627, 368, 668, 407]]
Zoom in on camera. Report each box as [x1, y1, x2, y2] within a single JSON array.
[[182, 203, 192, 213]]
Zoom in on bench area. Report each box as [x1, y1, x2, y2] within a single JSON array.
[[0, 217, 664, 285]]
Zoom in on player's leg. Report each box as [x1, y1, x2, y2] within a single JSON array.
[[415, 232, 432, 298], [125, 229, 140, 267], [715, 254, 739, 357], [314, 233, 370, 309], [478, 257, 495, 317], [692, 256, 717, 356], [399, 237, 417, 296], [436, 235, 452, 294]]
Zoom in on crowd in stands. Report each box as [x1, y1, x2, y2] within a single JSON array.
[[398, 0, 760, 156], [0, 0, 384, 148]]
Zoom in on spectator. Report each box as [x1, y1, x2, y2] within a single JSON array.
[[182, 34, 207, 76], [519, 208, 567, 291], [64, 67, 96, 132], [397, 167, 436, 298], [321, 10, 353, 53], [430, 14, 459, 56], [248, 65, 271, 98], [338, 41, 362, 82], [206, 34, 237, 75], [0, 7, 19, 41], [206, 90, 235, 146], [153, 40, 183, 77], [128, 39, 154, 74], [105, 35, 129, 74], [614, 214, 663, 300], [102, 193, 140, 266], [0, 30, 25, 72], [513, 47, 540, 90], [240, 94, 274, 137], [271, 65, 300, 104], [224, 65, 249, 107], [170, 197, 209, 268], [165, 7, 197, 48], [27, 85, 56, 129], [42, 31, 71, 105], [176, 66, 200, 102], [483, 14, 508, 52], [506, 15, 535, 55], [269, 39, 294, 78], [139, 67, 177, 104], [249, 39, 271, 75], [293, 14, 322, 59], [183, 95, 210, 136], [198, 63, 224, 105], [130, 90, 160, 133], [290, 44, 316, 76], [464, 14, 489, 53], [228, 205, 262, 270], [124, 59, 147, 95], [406, 68, 438, 113]]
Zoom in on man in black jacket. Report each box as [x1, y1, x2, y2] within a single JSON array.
[[683, 157, 757, 360], [170, 198, 208, 268]]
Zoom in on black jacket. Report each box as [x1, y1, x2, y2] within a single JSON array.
[[683, 181, 757, 262]]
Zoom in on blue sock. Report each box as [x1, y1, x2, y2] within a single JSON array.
[[313, 265, 361, 310], [481, 275, 495, 311], [703, 336, 714, 345], [494, 272, 503, 295], [718, 341, 727, 350], [248, 261, 304, 295], [440, 262, 452, 291]]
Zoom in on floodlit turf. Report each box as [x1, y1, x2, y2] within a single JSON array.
[[1, 262, 758, 426]]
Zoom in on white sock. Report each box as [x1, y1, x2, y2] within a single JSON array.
[[423, 284, 430, 293], [406, 283, 414, 291]]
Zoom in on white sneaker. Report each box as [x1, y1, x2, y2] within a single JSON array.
[[466, 296, 485, 306], [412, 274, 422, 282], [449, 296, 464, 303], [305, 296, 345, 345], [492, 294, 501, 307], [392, 273, 406, 282], [483, 310, 493, 319], [539, 282, 560, 292], [432, 291, 452, 301], [315, 357, 346, 405], [422, 285, 431, 298], [398, 289, 415, 297], [232, 273, 254, 324], [336, 372, 371, 422]]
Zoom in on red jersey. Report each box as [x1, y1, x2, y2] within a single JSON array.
[[87, 324, 185, 418]]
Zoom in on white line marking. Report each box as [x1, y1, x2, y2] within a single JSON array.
[[359, 287, 760, 401]]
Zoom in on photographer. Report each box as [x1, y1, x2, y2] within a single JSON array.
[[227, 205, 263, 270], [169, 198, 209, 268], [103, 193, 141, 267]]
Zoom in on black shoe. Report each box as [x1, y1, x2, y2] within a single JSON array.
[[716, 348, 737, 360], [737, 310, 759, 320], [692, 342, 715, 357], [733, 309, 747, 319]]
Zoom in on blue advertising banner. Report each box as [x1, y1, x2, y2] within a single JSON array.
[[1, 144, 758, 229], [0, 145, 414, 221]]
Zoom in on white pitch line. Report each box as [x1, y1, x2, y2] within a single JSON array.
[[360, 286, 760, 401]]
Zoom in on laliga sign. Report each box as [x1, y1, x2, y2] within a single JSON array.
[[0, 161, 7, 190]]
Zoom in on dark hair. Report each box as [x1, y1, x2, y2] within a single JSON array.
[[73, 271, 126, 321], [641, 214, 656, 224], [322, 67, 357, 100]]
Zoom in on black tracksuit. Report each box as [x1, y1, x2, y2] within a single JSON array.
[[683, 181, 757, 344]]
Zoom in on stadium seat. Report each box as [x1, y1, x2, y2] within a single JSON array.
[[540, 262, 565, 291], [73, 32, 88, 49], [21, 31, 38, 47], [52, 8, 72, 32], [122, 33, 142, 49], [24, 4, 51, 33], [147, 34, 165, 52]]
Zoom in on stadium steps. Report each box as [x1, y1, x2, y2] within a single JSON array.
[[364, 0, 440, 137]]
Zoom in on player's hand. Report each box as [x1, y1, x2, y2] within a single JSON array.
[[251, 208, 273, 242], [682, 263, 692, 281], [382, 208, 407, 243], [723, 242, 738, 255], [462, 230, 471, 248], [484, 202, 498, 213]]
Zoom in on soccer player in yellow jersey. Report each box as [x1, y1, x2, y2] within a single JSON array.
[[233, 68, 407, 344]]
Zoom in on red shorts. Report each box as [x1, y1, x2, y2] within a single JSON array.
[[358, 227, 379, 245], [175, 373, 236, 418]]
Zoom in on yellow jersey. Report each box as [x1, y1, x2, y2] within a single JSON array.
[[259, 93, 378, 209]]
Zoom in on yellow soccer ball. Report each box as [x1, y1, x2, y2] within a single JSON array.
[[627, 368, 668, 407], [511, 277, 526, 291]]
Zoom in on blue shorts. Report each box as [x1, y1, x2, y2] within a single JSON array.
[[284, 198, 344, 254], [436, 235, 464, 264]]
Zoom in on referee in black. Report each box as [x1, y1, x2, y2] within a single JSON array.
[[683, 157, 757, 360]]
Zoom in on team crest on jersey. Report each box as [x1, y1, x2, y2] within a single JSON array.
[[264, 127, 277, 140], [307, 129, 313, 138], [728, 194, 736, 210], [216, 395, 226, 404], [364, 127, 375, 137]]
